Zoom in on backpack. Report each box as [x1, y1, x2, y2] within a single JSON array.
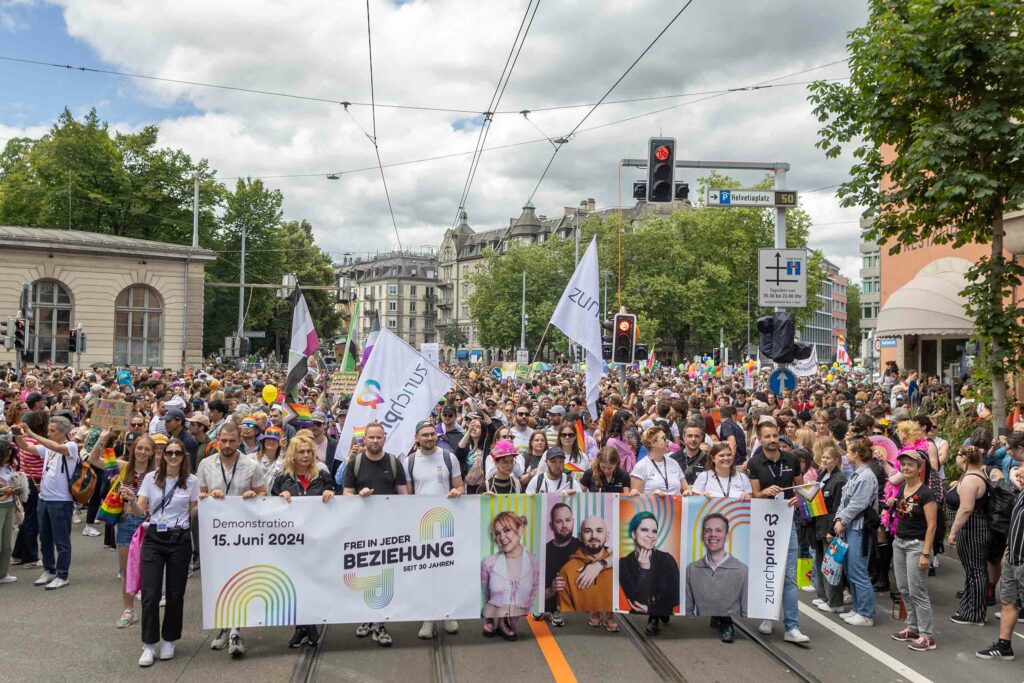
[[352, 452, 399, 482], [407, 451, 454, 494], [62, 455, 98, 505], [987, 478, 1015, 535]]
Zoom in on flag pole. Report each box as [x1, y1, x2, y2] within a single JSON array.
[[529, 323, 551, 366]]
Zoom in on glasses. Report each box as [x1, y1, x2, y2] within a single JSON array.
[[559, 432, 575, 438], [517, 412, 529, 417], [164, 450, 184, 457], [130, 422, 145, 427]]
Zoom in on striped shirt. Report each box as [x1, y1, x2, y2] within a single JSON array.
[[1007, 488, 1024, 565], [18, 438, 43, 481]]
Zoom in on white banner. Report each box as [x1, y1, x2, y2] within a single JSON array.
[[199, 494, 792, 628], [338, 328, 454, 456], [550, 237, 603, 418], [791, 344, 819, 377]]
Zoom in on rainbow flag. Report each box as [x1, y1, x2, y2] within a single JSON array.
[[101, 447, 119, 476], [794, 483, 828, 518], [574, 419, 586, 453], [288, 402, 313, 425], [563, 460, 585, 474], [351, 425, 366, 443]]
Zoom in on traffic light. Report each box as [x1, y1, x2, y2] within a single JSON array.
[[13, 318, 26, 350], [612, 313, 636, 364], [69, 328, 79, 353], [674, 182, 689, 201], [646, 137, 675, 203], [601, 319, 613, 361], [0, 317, 11, 351], [712, 347, 721, 364], [757, 311, 813, 363], [634, 344, 648, 362]]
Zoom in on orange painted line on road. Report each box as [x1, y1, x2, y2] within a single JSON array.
[[527, 617, 578, 683]]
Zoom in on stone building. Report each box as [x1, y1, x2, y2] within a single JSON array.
[[0, 226, 214, 368]]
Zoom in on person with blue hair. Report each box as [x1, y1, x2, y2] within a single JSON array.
[[619, 510, 679, 635]]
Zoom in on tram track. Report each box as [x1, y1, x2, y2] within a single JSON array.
[[290, 625, 327, 683]]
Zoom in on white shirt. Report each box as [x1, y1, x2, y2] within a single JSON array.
[[404, 448, 462, 495], [526, 471, 577, 494], [0, 464, 15, 504], [510, 425, 534, 452], [690, 469, 753, 499], [196, 454, 265, 496], [140, 472, 199, 529], [630, 455, 684, 495], [36, 441, 80, 502]]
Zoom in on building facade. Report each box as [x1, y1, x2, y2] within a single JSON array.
[[799, 257, 848, 364], [336, 252, 437, 350], [859, 216, 881, 366], [0, 226, 215, 369]]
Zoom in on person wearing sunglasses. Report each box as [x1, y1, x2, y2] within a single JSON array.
[[122, 438, 198, 667], [509, 406, 534, 454]]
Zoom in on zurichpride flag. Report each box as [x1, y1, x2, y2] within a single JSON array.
[[550, 237, 603, 419], [338, 328, 455, 456], [285, 289, 320, 403]]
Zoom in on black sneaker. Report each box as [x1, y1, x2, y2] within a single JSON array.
[[976, 640, 1014, 660], [305, 626, 320, 647], [288, 628, 309, 648], [950, 614, 985, 626]]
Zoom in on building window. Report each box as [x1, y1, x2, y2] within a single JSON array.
[[410, 285, 417, 295], [28, 279, 72, 365], [388, 301, 397, 311], [114, 285, 163, 366], [409, 302, 417, 313], [387, 318, 397, 329], [409, 318, 416, 331], [388, 284, 398, 295]]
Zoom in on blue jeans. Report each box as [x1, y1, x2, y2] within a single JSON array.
[[844, 528, 875, 618], [38, 500, 73, 579], [783, 521, 800, 631]]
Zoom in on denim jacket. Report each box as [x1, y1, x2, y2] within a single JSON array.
[[835, 464, 878, 531]]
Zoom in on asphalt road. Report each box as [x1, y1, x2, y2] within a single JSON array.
[[4, 522, 1024, 682]]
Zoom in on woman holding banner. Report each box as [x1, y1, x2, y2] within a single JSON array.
[[257, 426, 286, 491], [629, 427, 686, 496], [619, 510, 680, 636], [481, 510, 540, 640], [272, 433, 336, 649]]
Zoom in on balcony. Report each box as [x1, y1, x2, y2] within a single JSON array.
[[438, 281, 453, 289], [438, 298, 453, 308]]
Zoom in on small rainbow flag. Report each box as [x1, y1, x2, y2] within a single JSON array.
[[101, 448, 119, 476], [288, 403, 313, 426], [574, 419, 586, 453], [794, 483, 828, 518], [563, 460, 585, 474], [351, 425, 366, 443]]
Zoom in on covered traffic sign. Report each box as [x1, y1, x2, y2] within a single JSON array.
[[706, 189, 798, 207], [758, 248, 808, 308], [768, 367, 797, 397]]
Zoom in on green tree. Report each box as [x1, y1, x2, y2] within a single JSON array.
[[846, 283, 862, 356], [809, 0, 1024, 429], [441, 324, 468, 349]]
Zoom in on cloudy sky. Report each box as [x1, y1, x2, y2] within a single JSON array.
[[0, 0, 869, 279]]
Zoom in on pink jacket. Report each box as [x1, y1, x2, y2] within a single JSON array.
[[125, 521, 148, 595], [480, 550, 540, 611]]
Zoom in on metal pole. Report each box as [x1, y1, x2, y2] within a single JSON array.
[[746, 280, 752, 356], [192, 173, 200, 248], [519, 271, 526, 351], [75, 323, 82, 373], [574, 211, 580, 266], [238, 222, 247, 339]]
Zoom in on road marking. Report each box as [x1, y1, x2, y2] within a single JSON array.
[[527, 617, 578, 683], [798, 603, 933, 683]]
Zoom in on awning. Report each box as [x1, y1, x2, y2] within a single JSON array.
[[875, 257, 974, 337]]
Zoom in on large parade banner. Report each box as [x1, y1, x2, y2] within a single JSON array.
[[200, 494, 791, 628]]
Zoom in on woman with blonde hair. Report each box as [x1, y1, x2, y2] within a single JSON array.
[[481, 510, 540, 640], [271, 433, 335, 649], [793, 428, 816, 455]]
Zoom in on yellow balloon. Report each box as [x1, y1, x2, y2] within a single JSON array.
[[262, 384, 278, 404], [209, 379, 220, 391], [826, 374, 834, 382], [469, 372, 478, 380]]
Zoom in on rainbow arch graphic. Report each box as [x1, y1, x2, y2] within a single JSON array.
[[344, 568, 395, 609], [214, 564, 298, 628], [689, 498, 750, 563], [619, 494, 677, 555], [420, 507, 455, 541]]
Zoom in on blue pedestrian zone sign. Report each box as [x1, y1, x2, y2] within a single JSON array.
[[768, 368, 797, 396]]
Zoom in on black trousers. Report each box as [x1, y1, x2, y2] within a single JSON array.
[[141, 526, 192, 645], [13, 481, 39, 563]]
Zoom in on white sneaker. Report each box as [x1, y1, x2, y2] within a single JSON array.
[[72, 510, 83, 524], [845, 614, 874, 627], [444, 619, 459, 634], [817, 602, 843, 613], [34, 571, 56, 586], [82, 525, 101, 537], [228, 632, 245, 657], [800, 585, 816, 592], [159, 641, 175, 660], [418, 620, 436, 639], [784, 628, 811, 644], [811, 598, 826, 607], [211, 629, 230, 650], [758, 619, 773, 635], [138, 645, 155, 667], [0, 575, 17, 584], [45, 577, 69, 590]]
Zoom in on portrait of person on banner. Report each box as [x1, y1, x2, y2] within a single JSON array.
[[541, 494, 616, 629], [617, 494, 680, 633], [480, 495, 541, 639], [684, 511, 749, 617]]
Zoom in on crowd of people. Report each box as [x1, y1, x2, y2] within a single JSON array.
[[1, 357, 1024, 667]]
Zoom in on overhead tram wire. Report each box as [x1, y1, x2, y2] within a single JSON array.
[[525, 0, 698, 205], [364, 0, 403, 253], [451, 0, 541, 228]]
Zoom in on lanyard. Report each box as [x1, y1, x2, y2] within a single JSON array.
[[219, 459, 238, 493], [152, 480, 176, 518], [765, 458, 784, 485], [651, 458, 670, 491], [543, 474, 566, 493], [711, 471, 733, 498]]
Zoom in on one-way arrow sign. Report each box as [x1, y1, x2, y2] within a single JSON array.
[[758, 248, 807, 307]]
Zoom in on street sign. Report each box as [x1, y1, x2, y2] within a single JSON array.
[[880, 338, 897, 348], [758, 248, 808, 307], [516, 348, 529, 365], [873, 337, 881, 354], [242, 330, 265, 338], [706, 189, 798, 208], [768, 367, 797, 397]]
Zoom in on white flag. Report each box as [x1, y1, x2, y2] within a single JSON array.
[[791, 344, 819, 377], [550, 237, 603, 418], [338, 328, 454, 456]]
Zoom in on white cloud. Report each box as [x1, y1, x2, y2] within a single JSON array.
[[22, 0, 869, 264]]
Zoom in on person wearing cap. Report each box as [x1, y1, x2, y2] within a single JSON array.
[[543, 404, 567, 451], [308, 411, 341, 483], [24, 392, 45, 412], [482, 440, 522, 494], [163, 407, 198, 469], [438, 405, 464, 454], [237, 417, 260, 456], [256, 426, 286, 491], [267, 405, 296, 441], [405, 420, 464, 640], [526, 448, 579, 494], [186, 413, 212, 465]]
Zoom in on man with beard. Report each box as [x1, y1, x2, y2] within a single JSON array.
[[672, 416, 709, 486], [541, 503, 578, 627], [685, 514, 748, 642], [557, 516, 616, 630], [510, 405, 534, 452]]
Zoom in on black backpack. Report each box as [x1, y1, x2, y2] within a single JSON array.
[[987, 478, 1015, 535]]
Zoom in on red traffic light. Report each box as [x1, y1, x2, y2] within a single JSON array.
[[654, 145, 670, 161], [617, 319, 632, 333]]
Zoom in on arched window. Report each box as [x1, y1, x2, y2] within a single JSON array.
[[28, 280, 73, 365], [114, 285, 162, 366]]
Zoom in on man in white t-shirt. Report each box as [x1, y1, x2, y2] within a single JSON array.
[[509, 406, 534, 453], [405, 421, 464, 640], [14, 415, 79, 590]]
